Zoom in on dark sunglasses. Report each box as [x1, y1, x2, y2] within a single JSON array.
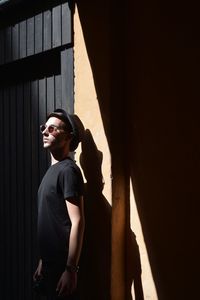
[[40, 124, 65, 134]]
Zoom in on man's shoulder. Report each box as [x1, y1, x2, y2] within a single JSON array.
[[58, 158, 82, 175]]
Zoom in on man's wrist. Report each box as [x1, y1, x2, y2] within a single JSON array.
[[66, 264, 79, 273]]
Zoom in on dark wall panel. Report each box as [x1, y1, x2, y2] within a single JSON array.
[[16, 84, 25, 300], [0, 30, 5, 64], [39, 78, 48, 180], [3, 88, 10, 296], [23, 82, 32, 300], [27, 17, 34, 56], [53, 5, 62, 48], [44, 10, 52, 51], [19, 20, 26, 58], [0, 90, 5, 295], [9, 86, 18, 297], [31, 80, 40, 281], [0, 73, 73, 300], [35, 13, 43, 54], [61, 48, 74, 113], [55, 74, 62, 109], [0, 1, 72, 66], [0, 2, 74, 299], [47, 75, 55, 114], [5, 26, 12, 62], [62, 2, 72, 45], [12, 23, 19, 60]]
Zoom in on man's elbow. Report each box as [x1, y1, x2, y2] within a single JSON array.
[[79, 214, 85, 233], [71, 214, 85, 232]]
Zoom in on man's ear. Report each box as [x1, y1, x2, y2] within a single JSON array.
[[69, 132, 74, 140], [66, 131, 73, 141]]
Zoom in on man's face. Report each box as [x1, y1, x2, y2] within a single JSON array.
[[40, 117, 70, 150]]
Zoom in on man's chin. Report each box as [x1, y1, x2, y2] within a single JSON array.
[[43, 143, 50, 149]]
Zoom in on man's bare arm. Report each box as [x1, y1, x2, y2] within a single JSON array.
[[66, 196, 85, 267], [56, 196, 85, 297]]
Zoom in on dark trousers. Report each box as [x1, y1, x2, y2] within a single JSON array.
[[36, 261, 78, 300]]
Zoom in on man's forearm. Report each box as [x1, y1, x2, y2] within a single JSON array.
[[67, 217, 85, 267]]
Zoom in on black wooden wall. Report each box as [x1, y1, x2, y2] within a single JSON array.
[[0, 1, 72, 64], [0, 1, 74, 299]]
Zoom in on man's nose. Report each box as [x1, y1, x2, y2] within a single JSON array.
[[42, 128, 49, 136]]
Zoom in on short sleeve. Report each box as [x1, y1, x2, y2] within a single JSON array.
[[58, 165, 84, 201]]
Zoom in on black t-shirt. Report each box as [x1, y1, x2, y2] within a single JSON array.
[[37, 157, 84, 262]]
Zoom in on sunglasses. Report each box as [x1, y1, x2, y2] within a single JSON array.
[[40, 124, 65, 134]]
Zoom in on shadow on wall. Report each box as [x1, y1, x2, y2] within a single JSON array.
[[77, 0, 200, 298], [78, 129, 111, 300], [128, 1, 200, 299], [76, 1, 145, 299], [126, 228, 144, 300], [78, 130, 144, 300]]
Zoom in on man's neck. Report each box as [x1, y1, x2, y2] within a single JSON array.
[[50, 149, 70, 165]]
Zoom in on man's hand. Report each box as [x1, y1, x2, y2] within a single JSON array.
[[33, 259, 43, 281], [56, 270, 77, 297]]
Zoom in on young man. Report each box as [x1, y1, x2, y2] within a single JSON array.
[[33, 109, 85, 299]]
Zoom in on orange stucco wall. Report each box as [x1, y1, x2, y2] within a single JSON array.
[[73, 6, 112, 300], [73, 3, 156, 300], [73, 1, 200, 300], [74, 9, 111, 203]]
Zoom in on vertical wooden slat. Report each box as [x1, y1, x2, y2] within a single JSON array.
[[31, 80, 39, 186], [61, 48, 74, 113], [43, 9, 52, 51], [35, 13, 43, 54], [0, 90, 2, 266], [12, 23, 19, 61], [55, 74, 62, 108], [27, 17, 34, 56], [16, 84, 25, 300], [0, 89, 5, 297], [4, 88, 11, 296], [62, 2, 72, 45], [39, 78, 47, 180], [52, 5, 62, 48], [10, 85, 18, 298], [19, 20, 27, 59], [47, 76, 55, 114], [0, 29, 5, 65], [31, 80, 40, 277], [24, 81, 32, 300], [5, 26, 12, 63]]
